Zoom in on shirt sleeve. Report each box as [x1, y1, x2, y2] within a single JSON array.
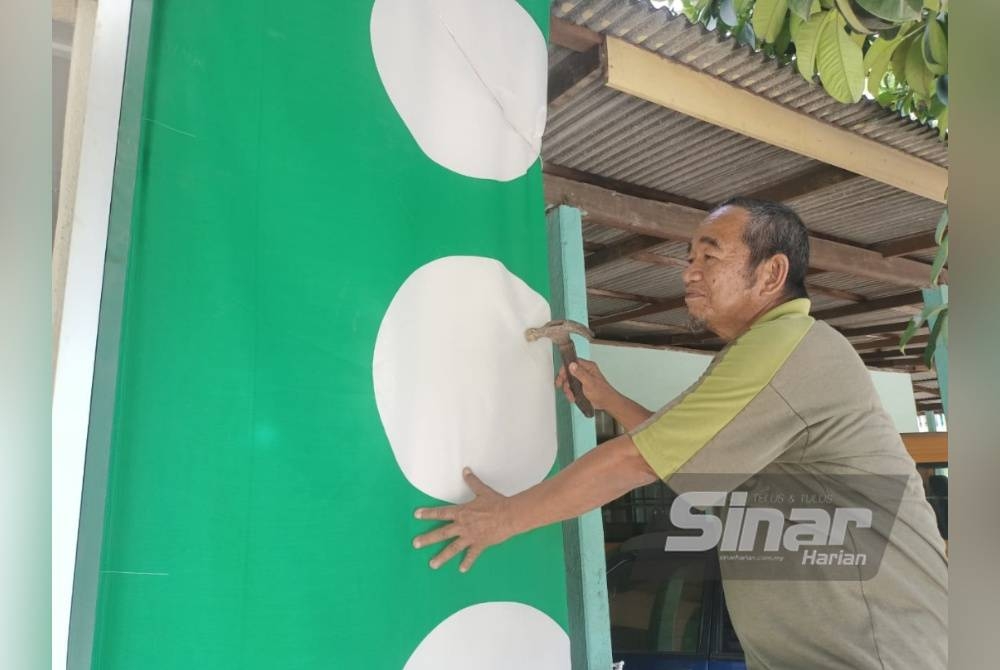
[[629, 312, 814, 484]]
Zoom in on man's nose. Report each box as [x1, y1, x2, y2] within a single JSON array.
[[682, 262, 700, 285]]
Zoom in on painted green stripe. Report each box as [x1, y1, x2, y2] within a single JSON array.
[[630, 299, 814, 479]]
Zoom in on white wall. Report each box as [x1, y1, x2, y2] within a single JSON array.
[[590, 342, 919, 432]]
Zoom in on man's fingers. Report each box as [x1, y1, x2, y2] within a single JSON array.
[[459, 546, 485, 573], [415, 505, 458, 521], [462, 468, 493, 496], [562, 381, 575, 402], [413, 522, 460, 549], [568, 359, 597, 379], [429, 538, 470, 570]]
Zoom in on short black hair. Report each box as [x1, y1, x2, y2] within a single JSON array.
[[712, 197, 810, 300]]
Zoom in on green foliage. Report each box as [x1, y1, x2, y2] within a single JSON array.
[[899, 207, 948, 372], [816, 12, 865, 102], [790, 12, 826, 77], [855, 0, 922, 23], [674, 0, 948, 136], [752, 0, 790, 42]]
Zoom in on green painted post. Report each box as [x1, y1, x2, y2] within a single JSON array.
[[69, 2, 154, 667], [546, 205, 613, 670], [922, 285, 949, 415]]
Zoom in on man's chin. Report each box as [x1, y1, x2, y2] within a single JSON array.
[[686, 314, 709, 333]]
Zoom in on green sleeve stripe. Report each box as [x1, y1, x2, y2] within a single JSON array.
[[629, 305, 814, 479]]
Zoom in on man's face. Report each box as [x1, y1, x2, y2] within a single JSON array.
[[682, 207, 757, 335]]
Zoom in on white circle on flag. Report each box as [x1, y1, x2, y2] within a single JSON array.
[[404, 602, 570, 670], [372, 256, 556, 503], [369, 0, 548, 181]]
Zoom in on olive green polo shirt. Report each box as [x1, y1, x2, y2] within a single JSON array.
[[629, 298, 948, 670]]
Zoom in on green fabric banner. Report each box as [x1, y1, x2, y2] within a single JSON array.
[[92, 1, 567, 667]]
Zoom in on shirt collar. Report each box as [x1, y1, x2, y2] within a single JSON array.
[[753, 298, 812, 326]]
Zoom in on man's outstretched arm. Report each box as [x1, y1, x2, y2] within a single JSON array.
[[412, 433, 659, 572]]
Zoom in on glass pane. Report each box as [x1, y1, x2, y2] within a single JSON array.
[[609, 556, 705, 653]]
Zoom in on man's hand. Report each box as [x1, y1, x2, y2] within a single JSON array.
[[413, 468, 516, 573], [554, 358, 618, 410]]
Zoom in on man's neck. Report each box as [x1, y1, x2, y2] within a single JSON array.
[[716, 296, 790, 342]]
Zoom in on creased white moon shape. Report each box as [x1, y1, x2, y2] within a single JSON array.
[[370, 0, 548, 181], [373, 256, 556, 503], [404, 602, 570, 670]]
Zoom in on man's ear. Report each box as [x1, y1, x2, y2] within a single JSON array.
[[760, 254, 790, 297]]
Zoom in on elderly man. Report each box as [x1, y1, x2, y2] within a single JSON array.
[[413, 198, 947, 669]]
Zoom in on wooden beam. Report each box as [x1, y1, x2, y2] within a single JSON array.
[[862, 347, 926, 363], [805, 283, 868, 303], [808, 237, 935, 287], [600, 320, 689, 333], [545, 173, 703, 240], [584, 234, 666, 271], [545, 174, 938, 288], [550, 16, 603, 52], [586, 286, 663, 304], [810, 291, 924, 321], [548, 45, 602, 109], [590, 296, 687, 328], [854, 333, 930, 353], [838, 320, 917, 337], [871, 230, 939, 257], [901, 433, 947, 464], [629, 251, 689, 269], [544, 164, 713, 211], [746, 164, 860, 202], [603, 36, 948, 202]]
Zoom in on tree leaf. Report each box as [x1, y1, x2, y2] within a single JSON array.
[[794, 10, 828, 78], [922, 18, 948, 74], [905, 34, 934, 97], [789, 0, 814, 20], [739, 20, 757, 46], [936, 73, 948, 105], [790, 13, 804, 40], [835, 0, 875, 34], [735, 0, 755, 12], [930, 235, 948, 285], [774, 18, 794, 54], [752, 0, 790, 43], [720, 0, 740, 26], [934, 208, 949, 244], [923, 0, 941, 11], [889, 33, 915, 83], [863, 26, 914, 92], [855, 0, 922, 22], [924, 309, 947, 368], [816, 12, 865, 102], [898, 315, 923, 351]]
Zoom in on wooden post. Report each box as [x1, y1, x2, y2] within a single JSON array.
[[922, 285, 949, 415], [546, 205, 614, 670]]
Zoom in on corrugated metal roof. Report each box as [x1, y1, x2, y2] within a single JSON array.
[[549, 0, 942, 396], [551, 0, 948, 166]]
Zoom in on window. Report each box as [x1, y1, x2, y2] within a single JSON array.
[[607, 554, 707, 654]]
